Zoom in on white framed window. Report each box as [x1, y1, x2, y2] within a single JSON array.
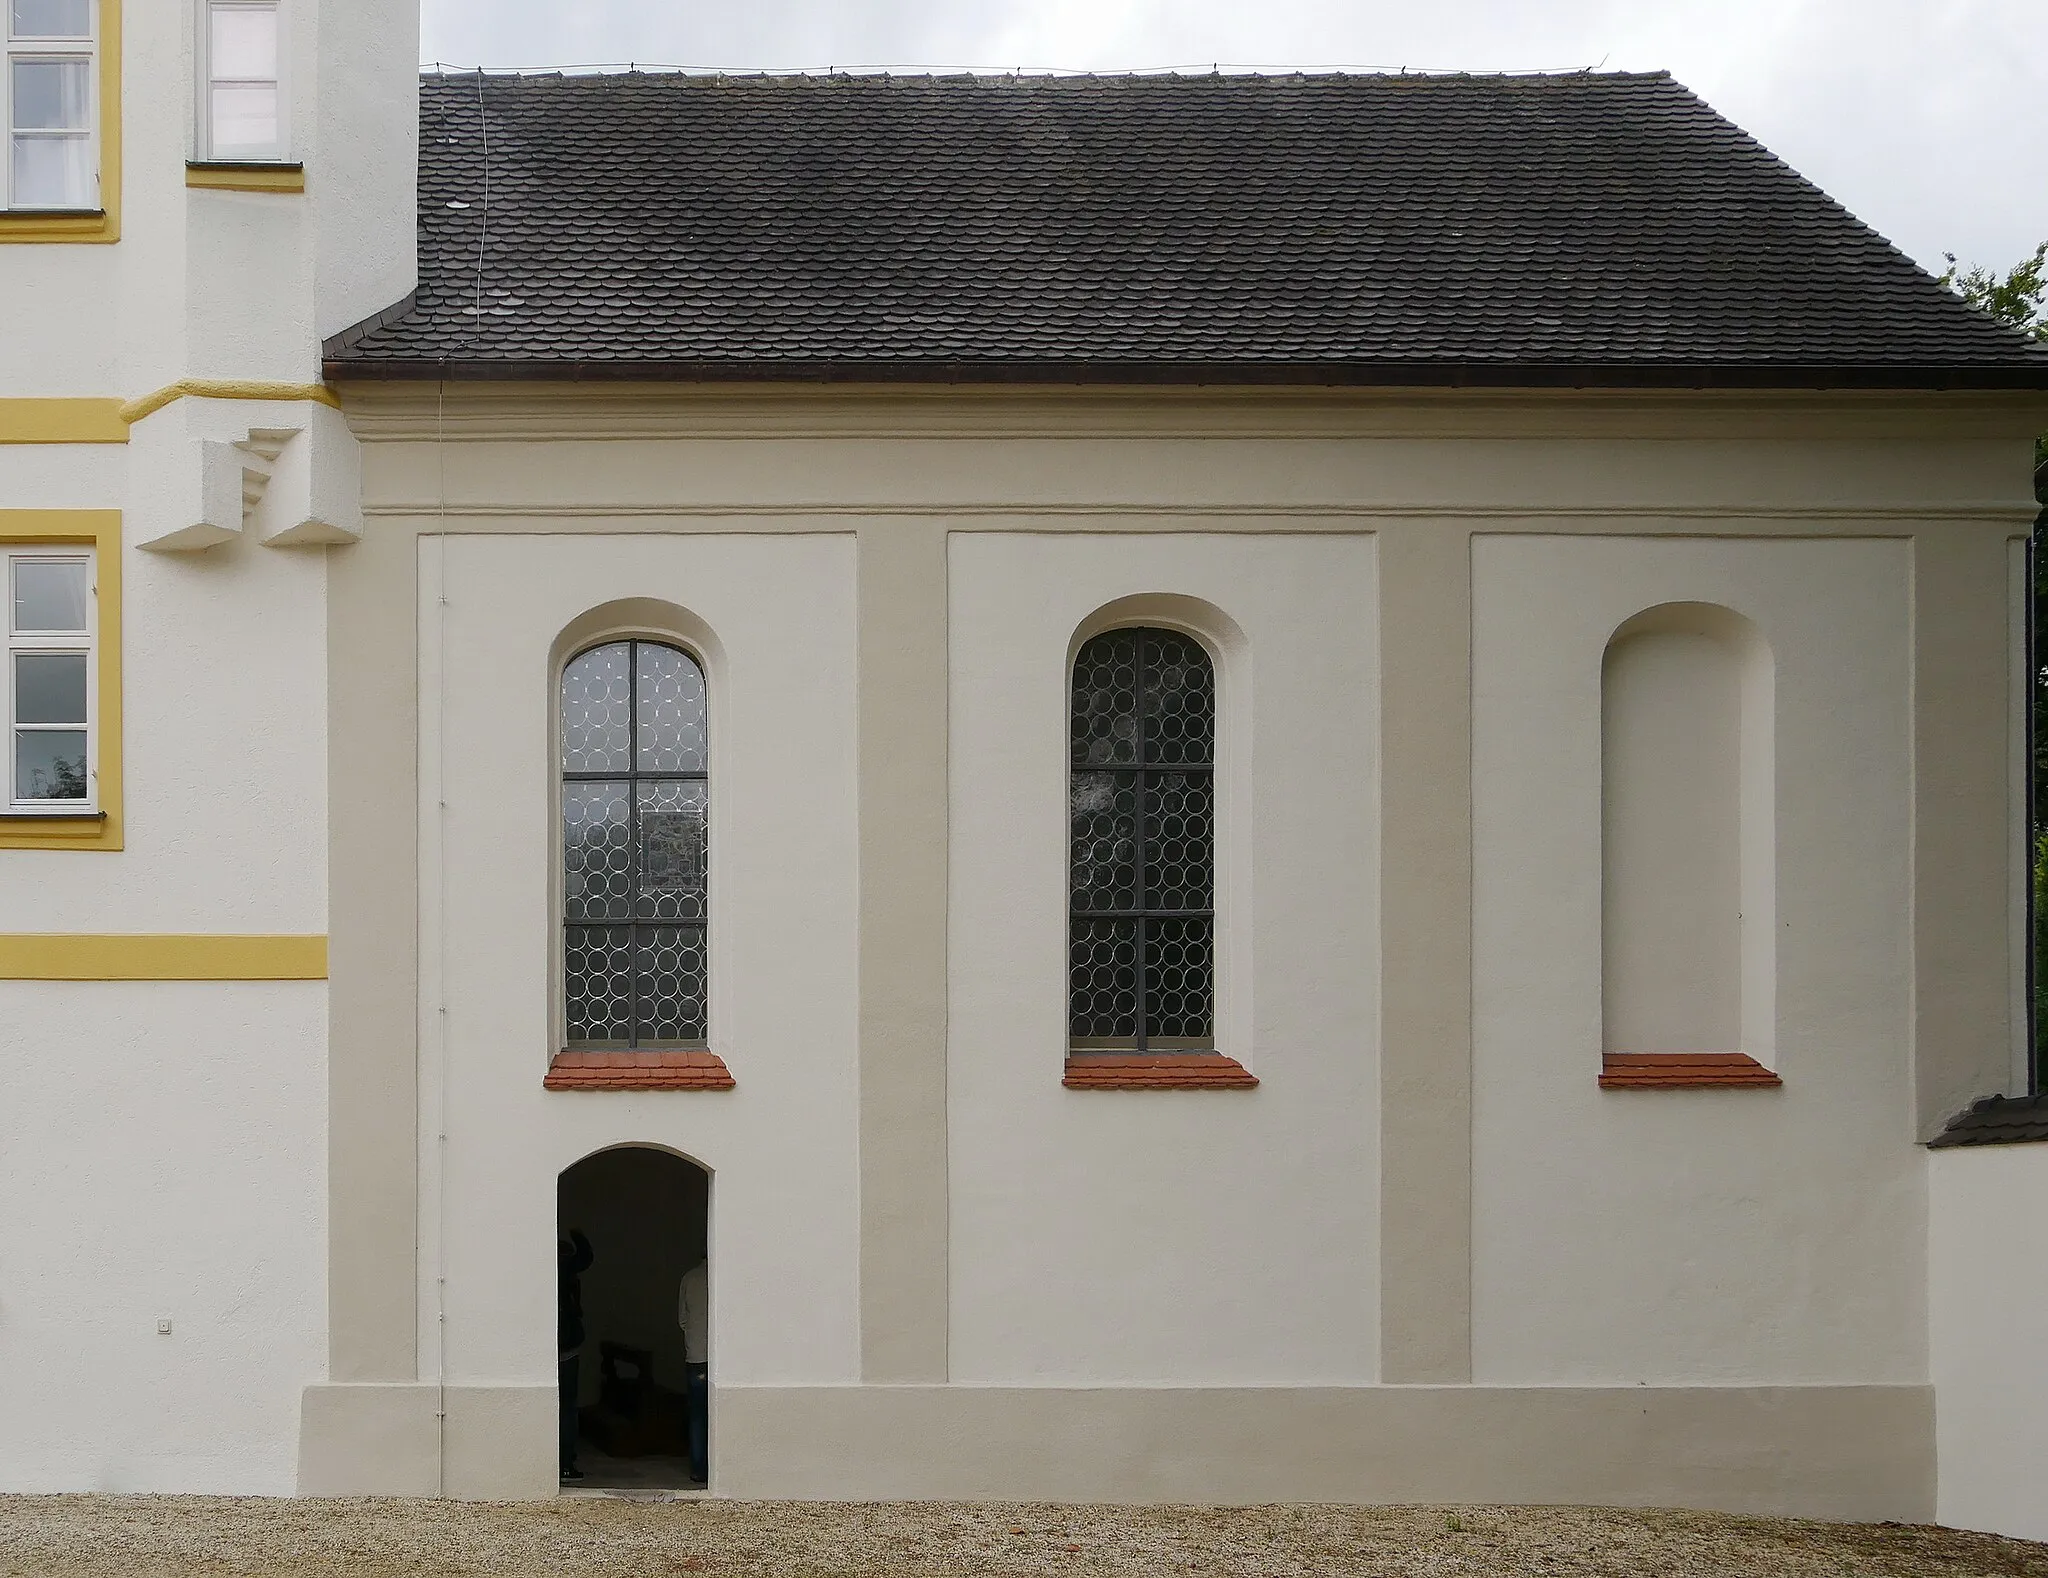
[[5, 0, 99, 211], [199, 0, 283, 161], [6, 548, 96, 812]]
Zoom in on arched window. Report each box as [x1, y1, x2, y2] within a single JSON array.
[[1069, 627, 1215, 1051], [561, 640, 708, 1049]]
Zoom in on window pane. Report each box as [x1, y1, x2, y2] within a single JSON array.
[[636, 779, 706, 922], [1071, 628, 1140, 767], [10, 131, 89, 205], [1142, 630, 1214, 765], [1070, 771, 1138, 913], [636, 926, 707, 1043], [635, 642, 707, 773], [16, 652, 85, 724], [10, 0, 90, 39], [15, 728, 85, 799], [562, 781, 630, 922], [564, 925, 633, 1046], [12, 558, 88, 632], [12, 58, 89, 128], [1069, 916, 1139, 1043], [209, 5, 276, 79], [561, 643, 632, 773], [1146, 915, 1213, 1041], [1143, 770, 1213, 911], [210, 83, 278, 150]]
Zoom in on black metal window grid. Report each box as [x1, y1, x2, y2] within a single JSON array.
[[1068, 626, 1216, 1051], [561, 639, 709, 1048]]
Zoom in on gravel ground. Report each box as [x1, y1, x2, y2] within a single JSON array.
[[3, 1495, 2046, 1578]]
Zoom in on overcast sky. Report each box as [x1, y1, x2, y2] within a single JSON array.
[[420, 0, 2045, 280]]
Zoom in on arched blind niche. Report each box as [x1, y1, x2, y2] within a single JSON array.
[[1069, 627, 1216, 1051], [561, 639, 709, 1049], [1600, 603, 1775, 1069]]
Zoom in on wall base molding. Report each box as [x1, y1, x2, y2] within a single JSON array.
[[298, 1382, 1931, 1517]]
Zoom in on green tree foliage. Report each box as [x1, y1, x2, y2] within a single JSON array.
[[1940, 241, 2047, 480], [1940, 240, 2048, 341]]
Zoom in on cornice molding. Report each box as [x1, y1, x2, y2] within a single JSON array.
[[331, 383, 2048, 444], [360, 501, 2039, 527]]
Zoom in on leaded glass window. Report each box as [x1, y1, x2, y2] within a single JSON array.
[[561, 640, 708, 1048], [1069, 627, 1215, 1050]]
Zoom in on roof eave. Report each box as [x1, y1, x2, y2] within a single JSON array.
[[320, 355, 2048, 393]]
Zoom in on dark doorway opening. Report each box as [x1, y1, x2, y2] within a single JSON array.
[[557, 1146, 710, 1492]]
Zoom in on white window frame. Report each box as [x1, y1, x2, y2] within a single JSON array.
[[3, 0, 100, 212], [6, 547, 97, 815], [197, 0, 286, 162]]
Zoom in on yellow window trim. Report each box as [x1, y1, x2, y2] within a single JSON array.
[[0, 0, 121, 244], [119, 379, 340, 426], [0, 399, 129, 444], [186, 161, 305, 194], [0, 511, 121, 850], [0, 934, 327, 979]]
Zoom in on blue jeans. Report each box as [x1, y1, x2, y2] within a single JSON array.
[[684, 1362, 709, 1482]]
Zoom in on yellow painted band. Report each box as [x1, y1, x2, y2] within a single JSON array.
[[0, 398, 129, 444], [0, 934, 328, 980], [186, 163, 306, 194], [120, 380, 342, 425]]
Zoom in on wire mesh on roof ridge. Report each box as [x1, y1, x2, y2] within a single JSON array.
[[415, 62, 1666, 83]]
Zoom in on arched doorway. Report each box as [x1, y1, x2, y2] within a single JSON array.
[[556, 1146, 710, 1491]]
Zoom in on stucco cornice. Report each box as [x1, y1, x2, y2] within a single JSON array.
[[329, 383, 2048, 444]]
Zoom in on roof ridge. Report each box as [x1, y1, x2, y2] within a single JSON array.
[[415, 65, 1678, 85]]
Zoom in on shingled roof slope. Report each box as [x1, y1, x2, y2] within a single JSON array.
[[325, 70, 2048, 386], [1929, 1092, 2048, 1148]]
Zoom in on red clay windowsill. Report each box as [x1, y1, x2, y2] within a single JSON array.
[[1063, 1053, 1258, 1090], [544, 1050, 735, 1091], [1599, 1053, 1780, 1090]]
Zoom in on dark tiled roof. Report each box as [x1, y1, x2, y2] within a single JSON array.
[[1929, 1092, 2048, 1148], [325, 70, 2048, 386]]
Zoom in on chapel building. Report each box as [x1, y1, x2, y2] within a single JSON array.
[[4, 0, 2048, 1533]]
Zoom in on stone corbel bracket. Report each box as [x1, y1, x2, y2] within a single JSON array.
[[131, 393, 362, 553]]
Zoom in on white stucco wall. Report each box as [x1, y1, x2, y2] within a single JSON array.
[[947, 531, 1380, 1386], [0, 525, 328, 932], [420, 531, 862, 1395], [0, 981, 326, 1493], [0, 0, 416, 400], [1471, 534, 1921, 1384], [1930, 1142, 2048, 1540]]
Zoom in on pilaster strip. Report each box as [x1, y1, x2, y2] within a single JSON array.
[[1377, 521, 1475, 1382], [326, 520, 422, 1381], [1912, 526, 2026, 1137], [857, 520, 952, 1382]]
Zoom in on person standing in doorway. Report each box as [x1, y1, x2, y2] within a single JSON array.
[[558, 1228, 594, 1482], [678, 1256, 710, 1484]]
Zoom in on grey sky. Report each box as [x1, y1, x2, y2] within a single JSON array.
[[420, 0, 2045, 279]]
